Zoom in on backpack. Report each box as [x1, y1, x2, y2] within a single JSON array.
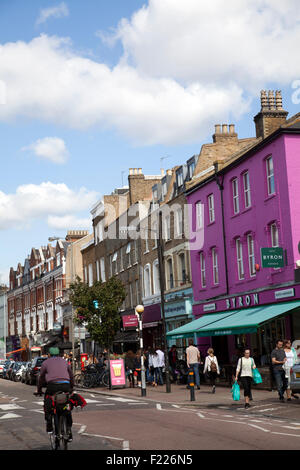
[[209, 357, 217, 373]]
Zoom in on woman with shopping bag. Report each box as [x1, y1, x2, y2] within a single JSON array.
[[235, 348, 257, 409]]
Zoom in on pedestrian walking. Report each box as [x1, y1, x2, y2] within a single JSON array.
[[283, 339, 299, 401], [125, 350, 136, 388], [186, 339, 201, 390], [148, 349, 160, 386], [135, 349, 144, 388], [204, 348, 220, 393], [156, 347, 165, 385], [271, 339, 288, 402], [168, 345, 178, 382], [235, 348, 257, 408]]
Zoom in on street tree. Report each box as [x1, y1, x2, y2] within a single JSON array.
[[69, 276, 126, 351]]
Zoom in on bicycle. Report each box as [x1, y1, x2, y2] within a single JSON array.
[[34, 391, 72, 450], [75, 364, 110, 388]]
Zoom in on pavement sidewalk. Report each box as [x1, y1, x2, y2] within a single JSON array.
[[78, 382, 283, 407]]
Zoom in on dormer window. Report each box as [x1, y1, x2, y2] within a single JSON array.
[[152, 187, 158, 202], [176, 168, 184, 187], [162, 179, 167, 198], [187, 159, 195, 180]]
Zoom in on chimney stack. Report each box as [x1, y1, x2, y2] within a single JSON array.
[[254, 90, 288, 139], [212, 123, 238, 143]]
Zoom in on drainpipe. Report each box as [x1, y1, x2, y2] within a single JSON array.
[[214, 162, 229, 296]]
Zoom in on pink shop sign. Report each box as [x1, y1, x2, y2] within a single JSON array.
[[122, 315, 138, 328], [110, 359, 126, 387]]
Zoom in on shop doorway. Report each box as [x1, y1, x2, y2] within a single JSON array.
[[212, 336, 229, 363]]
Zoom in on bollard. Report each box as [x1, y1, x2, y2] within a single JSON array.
[[188, 368, 195, 401]]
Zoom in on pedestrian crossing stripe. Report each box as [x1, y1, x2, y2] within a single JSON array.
[[0, 413, 22, 420]]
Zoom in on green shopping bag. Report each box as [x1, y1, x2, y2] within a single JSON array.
[[231, 380, 240, 401], [252, 368, 262, 384]]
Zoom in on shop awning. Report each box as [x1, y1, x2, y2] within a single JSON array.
[[196, 300, 300, 336], [166, 310, 239, 338], [166, 300, 300, 338]]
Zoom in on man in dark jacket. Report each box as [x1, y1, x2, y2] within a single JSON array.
[[168, 345, 178, 382], [36, 347, 74, 439]]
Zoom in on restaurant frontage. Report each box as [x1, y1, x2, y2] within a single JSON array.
[[167, 285, 300, 388]]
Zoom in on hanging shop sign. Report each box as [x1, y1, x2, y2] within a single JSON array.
[[122, 315, 138, 328], [261, 247, 284, 268]]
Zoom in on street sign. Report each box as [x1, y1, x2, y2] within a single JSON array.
[[260, 247, 284, 268], [53, 322, 62, 335]]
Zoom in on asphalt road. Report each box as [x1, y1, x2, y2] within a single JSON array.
[[1, 379, 300, 451]]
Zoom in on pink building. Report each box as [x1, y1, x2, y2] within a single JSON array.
[[168, 91, 300, 368]]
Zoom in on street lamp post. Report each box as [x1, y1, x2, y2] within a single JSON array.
[[135, 304, 146, 397], [157, 210, 171, 393]]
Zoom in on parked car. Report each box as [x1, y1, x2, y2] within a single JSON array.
[[2, 360, 12, 379], [10, 362, 23, 381], [25, 356, 47, 385], [290, 362, 300, 394], [5, 361, 15, 380], [20, 362, 32, 383]]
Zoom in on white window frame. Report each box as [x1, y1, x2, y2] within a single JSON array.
[[232, 178, 239, 214], [100, 257, 106, 282], [143, 264, 152, 298], [164, 215, 171, 241], [247, 234, 256, 277], [177, 169, 184, 187], [88, 263, 93, 286], [208, 194, 215, 223], [153, 260, 160, 294], [196, 201, 203, 229], [243, 171, 251, 208], [236, 238, 245, 280], [167, 258, 174, 290], [266, 156, 275, 196], [200, 252, 206, 288], [271, 223, 279, 247], [175, 209, 183, 237], [212, 248, 219, 285]]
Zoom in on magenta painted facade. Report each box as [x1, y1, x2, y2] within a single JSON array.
[[186, 129, 300, 357]]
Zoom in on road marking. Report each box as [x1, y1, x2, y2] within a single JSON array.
[[291, 422, 300, 426], [271, 431, 300, 438], [78, 425, 87, 434], [127, 402, 149, 405], [156, 404, 162, 410], [84, 399, 103, 404], [0, 413, 22, 420], [123, 440, 130, 450], [33, 401, 44, 406], [249, 424, 270, 433], [256, 408, 282, 412], [0, 404, 25, 411], [106, 397, 142, 403], [30, 409, 44, 414], [282, 426, 300, 430], [96, 404, 115, 406], [197, 412, 205, 419]]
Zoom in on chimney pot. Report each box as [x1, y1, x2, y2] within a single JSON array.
[[229, 124, 235, 134], [222, 124, 228, 134], [214, 124, 221, 134], [268, 90, 276, 110]]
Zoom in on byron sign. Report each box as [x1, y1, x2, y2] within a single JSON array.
[[261, 247, 284, 268]]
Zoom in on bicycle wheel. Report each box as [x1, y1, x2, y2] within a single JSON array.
[[83, 374, 93, 388], [60, 414, 68, 451], [74, 373, 84, 388], [101, 371, 110, 388]]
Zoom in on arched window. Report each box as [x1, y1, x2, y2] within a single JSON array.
[[143, 264, 152, 298]]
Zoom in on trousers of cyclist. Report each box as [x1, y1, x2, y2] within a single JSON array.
[[36, 347, 74, 440]]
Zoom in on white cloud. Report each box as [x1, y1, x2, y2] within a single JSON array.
[[36, 2, 69, 25], [1, 1, 300, 145], [22, 137, 69, 164], [48, 214, 91, 230], [0, 182, 98, 230]]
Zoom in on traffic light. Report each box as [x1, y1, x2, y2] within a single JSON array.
[[93, 300, 99, 309]]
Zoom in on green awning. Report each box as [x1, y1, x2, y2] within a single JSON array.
[[166, 300, 300, 338], [166, 310, 239, 339], [196, 300, 300, 337]]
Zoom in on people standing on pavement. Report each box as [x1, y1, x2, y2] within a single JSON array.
[[145, 347, 154, 384], [156, 347, 165, 386], [125, 350, 136, 388], [235, 348, 257, 409], [168, 345, 178, 382], [148, 349, 160, 386], [204, 348, 220, 393], [186, 339, 201, 390], [271, 339, 288, 402], [283, 339, 299, 401]]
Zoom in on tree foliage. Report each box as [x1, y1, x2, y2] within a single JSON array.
[[69, 276, 126, 350]]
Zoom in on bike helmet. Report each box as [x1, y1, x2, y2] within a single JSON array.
[[49, 347, 60, 356]]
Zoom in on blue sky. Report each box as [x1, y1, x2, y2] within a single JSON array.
[[1, 0, 300, 283]]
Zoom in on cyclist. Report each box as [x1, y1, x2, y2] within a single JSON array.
[[36, 347, 74, 441]]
